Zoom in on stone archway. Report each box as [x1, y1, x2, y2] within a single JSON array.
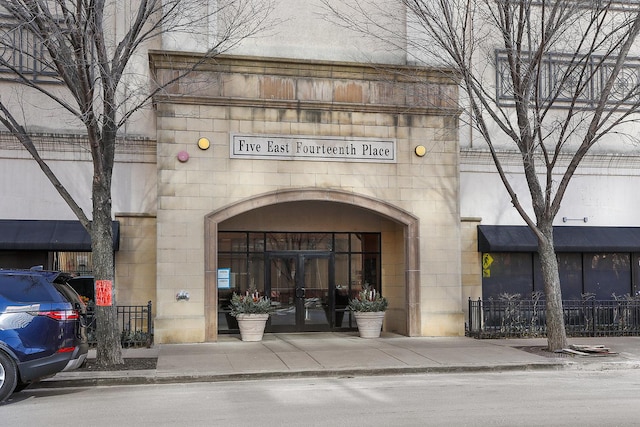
[[204, 187, 420, 341]]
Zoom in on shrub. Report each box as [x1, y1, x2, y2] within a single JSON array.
[[349, 287, 388, 312], [230, 290, 273, 316]]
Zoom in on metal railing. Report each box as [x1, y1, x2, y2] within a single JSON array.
[[495, 50, 640, 110], [468, 298, 640, 338], [86, 301, 153, 347], [0, 18, 59, 81]]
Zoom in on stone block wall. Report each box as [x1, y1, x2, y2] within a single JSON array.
[[151, 53, 463, 342]]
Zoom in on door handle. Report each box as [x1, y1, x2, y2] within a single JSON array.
[[296, 288, 306, 298]]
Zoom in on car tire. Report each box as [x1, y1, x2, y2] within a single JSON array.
[[13, 381, 31, 393], [0, 351, 17, 402]]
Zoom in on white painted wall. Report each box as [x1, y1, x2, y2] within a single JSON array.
[[227, 0, 406, 64], [460, 156, 640, 227]]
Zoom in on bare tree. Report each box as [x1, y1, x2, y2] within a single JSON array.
[[323, 0, 640, 351], [0, 0, 275, 367]]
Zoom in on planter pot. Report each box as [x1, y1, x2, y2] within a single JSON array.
[[236, 313, 269, 342], [353, 311, 385, 338]]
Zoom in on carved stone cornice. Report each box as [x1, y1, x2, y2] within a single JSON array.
[[149, 52, 461, 117]]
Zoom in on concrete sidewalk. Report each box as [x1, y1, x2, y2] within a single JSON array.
[[37, 333, 640, 388]]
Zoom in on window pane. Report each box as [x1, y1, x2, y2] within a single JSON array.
[[558, 253, 583, 300], [333, 254, 351, 328], [0, 274, 53, 302], [362, 233, 380, 252], [248, 254, 265, 293], [533, 253, 543, 295], [350, 234, 363, 252], [217, 254, 247, 292], [363, 254, 379, 288], [335, 254, 349, 289], [302, 233, 332, 250], [248, 233, 265, 252], [218, 232, 247, 252], [266, 233, 332, 250], [349, 233, 379, 253], [218, 253, 250, 332], [334, 234, 349, 252], [266, 233, 286, 251], [584, 253, 631, 299], [635, 254, 640, 296], [350, 253, 364, 296], [482, 253, 533, 300]]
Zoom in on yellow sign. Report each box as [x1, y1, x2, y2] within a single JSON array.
[[482, 253, 494, 278]]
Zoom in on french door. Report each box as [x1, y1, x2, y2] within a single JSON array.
[[266, 251, 334, 332]]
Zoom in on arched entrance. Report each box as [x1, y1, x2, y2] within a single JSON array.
[[204, 188, 420, 341]]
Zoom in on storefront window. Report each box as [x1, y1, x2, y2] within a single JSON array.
[[218, 231, 381, 332], [482, 253, 534, 299], [558, 253, 583, 300], [483, 251, 634, 301], [584, 253, 631, 299]]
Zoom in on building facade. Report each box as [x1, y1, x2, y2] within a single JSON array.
[[150, 53, 461, 342], [2, 1, 640, 343]]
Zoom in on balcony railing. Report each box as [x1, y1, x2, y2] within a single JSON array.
[[0, 18, 58, 81], [495, 50, 640, 110], [468, 298, 640, 338]]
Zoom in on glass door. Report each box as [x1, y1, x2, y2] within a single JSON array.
[[266, 252, 332, 332]]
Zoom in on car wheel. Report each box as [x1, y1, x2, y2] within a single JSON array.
[[0, 351, 17, 402]]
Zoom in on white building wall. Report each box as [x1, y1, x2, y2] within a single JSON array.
[[461, 154, 640, 227], [228, 0, 407, 64], [0, 155, 156, 219]]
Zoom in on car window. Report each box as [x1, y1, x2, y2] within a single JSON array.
[[67, 276, 95, 301], [53, 282, 84, 309], [0, 274, 56, 303]]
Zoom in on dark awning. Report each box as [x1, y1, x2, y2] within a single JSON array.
[[0, 220, 120, 251], [478, 225, 640, 253]]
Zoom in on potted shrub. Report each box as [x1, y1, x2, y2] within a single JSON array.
[[349, 287, 388, 338], [230, 290, 274, 341]]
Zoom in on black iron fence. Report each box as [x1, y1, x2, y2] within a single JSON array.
[[468, 298, 640, 338], [86, 301, 153, 347]]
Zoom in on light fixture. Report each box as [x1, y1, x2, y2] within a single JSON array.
[[198, 137, 210, 150], [414, 145, 426, 157], [177, 151, 189, 162], [562, 217, 588, 223]]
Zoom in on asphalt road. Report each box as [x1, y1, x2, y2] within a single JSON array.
[[3, 370, 640, 426]]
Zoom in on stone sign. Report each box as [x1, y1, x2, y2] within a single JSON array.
[[230, 134, 396, 163]]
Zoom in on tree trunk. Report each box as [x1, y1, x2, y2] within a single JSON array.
[[538, 226, 568, 352], [92, 172, 123, 367]]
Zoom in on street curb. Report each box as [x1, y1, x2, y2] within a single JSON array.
[[31, 362, 567, 389]]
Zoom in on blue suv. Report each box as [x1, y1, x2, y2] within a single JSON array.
[[0, 268, 88, 402]]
